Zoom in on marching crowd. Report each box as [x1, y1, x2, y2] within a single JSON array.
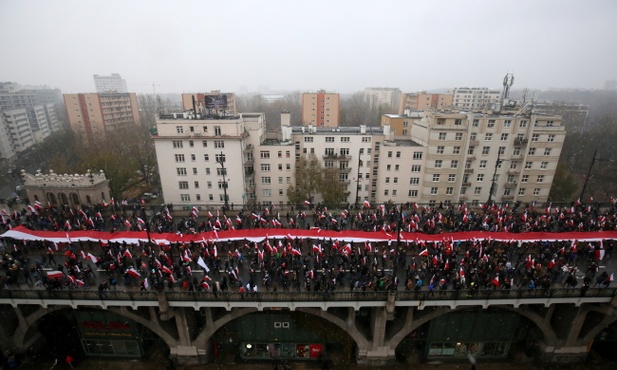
[[1, 199, 616, 297]]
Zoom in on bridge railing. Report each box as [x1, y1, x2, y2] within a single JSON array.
[[1, 287, 616, 303]]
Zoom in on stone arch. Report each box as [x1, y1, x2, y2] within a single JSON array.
[[578, 306, 617, 346], [107, 307, 177, 348], [194, 307, 258, 346], [46, 192, 57, 205], [70, 192, 80, 206], [296, 307, 369, 350], [59, 192, 68, 205], [13, 305, 66, 351], [387, 305, 558, 352]]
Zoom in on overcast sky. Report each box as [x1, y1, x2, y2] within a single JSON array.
[[1, 0, 616, 95]]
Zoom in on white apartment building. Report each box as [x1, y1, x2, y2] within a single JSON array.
[[0, 114, 16, 161], [2, 109, 34, 153], [363, 87, 401, 110], [451, 87, 501, 111], [154, 107, 564, 209], [94, 73, 128, 93]]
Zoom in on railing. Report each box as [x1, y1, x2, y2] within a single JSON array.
[[1, 287, 615, 304]]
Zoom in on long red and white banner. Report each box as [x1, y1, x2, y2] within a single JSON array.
[[2, 225, 616, 245]]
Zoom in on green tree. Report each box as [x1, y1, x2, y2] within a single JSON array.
[[287, 154, 323, 205], [549, 163, 578, 201]]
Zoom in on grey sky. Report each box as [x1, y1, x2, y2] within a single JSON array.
[[1, 0, 616, 94]]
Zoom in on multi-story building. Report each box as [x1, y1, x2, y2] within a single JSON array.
[[398, 92, 453, 113], [154, 101, 565, 209], [451, 87, 501, 111], [0, 114, 16, 161], [93, 73, 128, 93], [301, 90, 339, 127], [181, 91, 237, 116], [381, 112, 424, 137], [1, 109, 34, 153], [64, 92, 141, 144], [363, 87, 401, 110]]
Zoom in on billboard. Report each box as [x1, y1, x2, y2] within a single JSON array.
[[205, 94, 228, 110]]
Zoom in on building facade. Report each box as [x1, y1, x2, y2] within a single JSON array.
[[398, 92, 453, 113], [451, 87, 501, 111], [93, 73, 128, 93], [64, 93, 141, 144], [301, 90, 339, 127], [363, 87, 401, 110], [22, 169, 111, 207]]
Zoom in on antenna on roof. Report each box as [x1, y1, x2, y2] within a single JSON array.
[[499, 73, 514, 113]]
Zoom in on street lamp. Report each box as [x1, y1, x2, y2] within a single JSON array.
[[217, 151, 229, 212], [86, 169, 95, 185]]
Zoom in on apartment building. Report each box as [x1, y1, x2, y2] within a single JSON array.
[[451, 87, 501, 111], [154, 104, 564, 209], [93, 73, 128, 93], [1, 109, 34, 153], [398, 92, 453, 113], [64, 92, 140, 144], [181, 92, 237, 116], [363, 87, 401, 110], [301, 90, 339, 127], [381, 112, 424, 137]]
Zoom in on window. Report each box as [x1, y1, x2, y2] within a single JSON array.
[[214, 126, 221, 136], [479, 160, 487, 168], [488, 120, 495, 128], [278, 151, 283, 158], [393, 177, 398, 184], [455, 133, 463, 140], [409, 189, 418, 197], [473, 119, 479, 127], [262, 189, 271, 197], [386, 164, 391, 171], [278, 164, 283, 171], [395, 164, 400, 171], [541, 162, 549, 169], [178, 181, 189, 189], [202, 140, 208, 147], [392, 190, 397, 196], [500, 133, 509, 141], [482, 146, 490, 155], [537, 175, 545, 183], [173, 140, 183, 148], [189, 140, 194, 148], [341, 137, 350, 142], [477, 174, 484, 182], [325, 137, 334, 142], [513, 148, 521, 156], [474, 186, 482, 195], [385, 177, 390, 184], [362, 137, 371, 142], [176, 126, 183, 134], [413, 152, 423, 160], [437, 146, 444, 154], [177, 168, 187, 176], [528, 148, 536, 155], [194, 181, 199, 189], [304, 137, 313, 143], [450, 160, 458, 168], [533, 188, 541, 195], [384, 189, 389, 196], [504, 120, 512, 127], [192, 168, 197, 175], [261, 164, 270, 171], [287, 177, 291, 184], [411, 165, 422, 172], [325, 148, 335, 156], [521, 175, 529, 183], [324, 160, 334, 169], [396, 151, 401, 158], [446, 187, 454, 195], [189, 126, 195, 133], [544, 148, 552, 155], [430, 187, 438, 195], [261, 177, 271, 184], [286, 164, 291, 170], [180, 194, 190, 202], [279, 189, 284, 196], [432, 174, 440, 182], [518, 188, 526, 196], [455, 119, 462, 125], [531, 134, 539, 142], [510, 162, 518, 169], [438, 132, 447, 140], [388, 151, 393, 158], [340, 148, 349, 156], [207, 181, 212, 189], [175, 154, 185, 162], [519, 120, 528, 128], [435, 160, 442, 168], [453, 146, 461, 154], [548, 134, 556, 142], [214, 140, 224, 148], [216, 168, 227, 176], [468, 147, 475, 155], [470, 132, 477, 140], [498, 146, 506, 155], [205, 168, 211, 175], [260, 151, 270, 159], [485, 133, 493, 141], [525, 161, 533, 169], [448, 174, 456, 182], [410, 177, 420, 185], [215, 153, 226, 163], [208, 194, 213, 201]]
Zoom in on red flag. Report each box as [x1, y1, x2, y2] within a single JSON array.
[[492, 276, 500, 288], [127, 268, 141, 278], [161, 266, 173, 275], [124, 249, 133, 259], [419, 248, 428, 257]]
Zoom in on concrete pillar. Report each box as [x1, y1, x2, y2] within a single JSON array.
[[539, 306, 590, 363], [169, 308, 202, 365], [357, 307, 396, 366]]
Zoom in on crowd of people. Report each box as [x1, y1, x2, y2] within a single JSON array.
[[1, 199, 616, 297]]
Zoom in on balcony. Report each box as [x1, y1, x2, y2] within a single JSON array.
[[243, 144, 253, 152], [504, 182, 517, 189], [323, 154, 339, 160], [462, 182, 471, 187], [464, 168, 474, 174], [502, 195, 515, 201], [339, 167, 352, 173], [339, 180, 351, 185], [514, 138, 528, 146]]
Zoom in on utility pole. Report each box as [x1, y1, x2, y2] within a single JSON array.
[[218, 151, 229, 212], [579, 149, 597, 203], [355, 148, 362, 208]]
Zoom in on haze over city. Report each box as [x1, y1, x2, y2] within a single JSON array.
[[1, 0, 616, 94]]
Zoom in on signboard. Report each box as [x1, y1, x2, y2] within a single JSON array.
[[205, 94, 227, 110]]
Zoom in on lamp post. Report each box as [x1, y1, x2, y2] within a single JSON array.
[[354, 148, 362, 209], [217, 151, 229, 212]]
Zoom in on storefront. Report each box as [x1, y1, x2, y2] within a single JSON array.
[[75, 310, 144, 358]]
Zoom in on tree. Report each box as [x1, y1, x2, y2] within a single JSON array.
[[321, 168, 345, 208], [287, 154, 323, 205], [549, 163, 578, 202]]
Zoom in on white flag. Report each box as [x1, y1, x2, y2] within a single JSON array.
[[143, 278, 149, 290], [197, 256, 210, 273]]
